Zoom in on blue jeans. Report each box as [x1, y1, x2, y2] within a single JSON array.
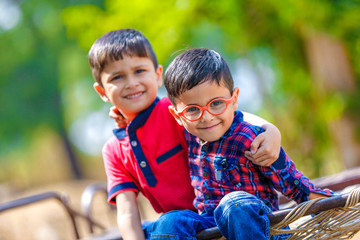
[[215, 191, 287, 239], [144, 191, 288, 240], [143, 210, 216, 240]]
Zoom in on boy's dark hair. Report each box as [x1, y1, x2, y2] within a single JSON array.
[[88, 29, 158, 86], [164, 48, 233, 104]]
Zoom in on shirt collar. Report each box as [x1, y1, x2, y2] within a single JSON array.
[[112, 97, 160, 140], [219, 110, 243, 140]]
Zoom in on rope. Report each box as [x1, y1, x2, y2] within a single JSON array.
[[270, 188, 360, 239]]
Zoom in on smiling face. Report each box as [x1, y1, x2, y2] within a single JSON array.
[[94, 56, 163, 121], [169, 81, 239, 142]]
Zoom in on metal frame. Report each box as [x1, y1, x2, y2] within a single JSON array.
[[0, 191, 81, 239]]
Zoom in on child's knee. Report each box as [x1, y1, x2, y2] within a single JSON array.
[[151, 210, 202, 236], [156, 210, 187, 226], [217, 191, 257, 209], [215, 191, 268, 221], [151, 210, 204, 239]]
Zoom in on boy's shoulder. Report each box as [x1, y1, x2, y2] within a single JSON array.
[[232, 111, 265, 137], [102, 129, 129, 154], [104, 96, 183, 147], [146, 96, 173, 122], [144, 96, 184, 134], [156, 96, 171, 108]]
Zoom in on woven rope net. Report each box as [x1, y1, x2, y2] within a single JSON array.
[[270, 188, 360, 239]]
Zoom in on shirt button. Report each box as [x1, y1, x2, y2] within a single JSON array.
[[202, 145, 208, 151], [255, 126, 261, 132], [221, 159, 228, 169], [140, 161, 147, 168], [203, 172, 208, 178], [205, 194, 210, 200], [294, 180, 299, 185], [131, 141, 138, 147]]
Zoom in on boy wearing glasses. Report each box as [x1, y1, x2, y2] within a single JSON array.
[[157, 48, 333, 239]]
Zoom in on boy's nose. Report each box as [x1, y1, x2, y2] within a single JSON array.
[[125, 77, 140, 88], [200, 110, 214, 122]]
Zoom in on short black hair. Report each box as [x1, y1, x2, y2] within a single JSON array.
[[164, 48, 233, 104], [88, 29, 158, 86]]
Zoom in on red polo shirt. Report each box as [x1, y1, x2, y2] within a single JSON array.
[[102, 97, 196, 213]]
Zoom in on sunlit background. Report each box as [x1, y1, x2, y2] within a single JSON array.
[[0, 0, 360, 238]]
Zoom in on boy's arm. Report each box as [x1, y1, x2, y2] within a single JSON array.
[[242, 112, 281, 167], [116, 191, 145, 240], [258, 148, 333, 203], [308, 192, 329, 200]]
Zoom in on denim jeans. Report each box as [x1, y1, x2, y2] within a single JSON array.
[[215, 191, 289, 240], [144, 191, 288, 240], [143, 209, 216, 240]]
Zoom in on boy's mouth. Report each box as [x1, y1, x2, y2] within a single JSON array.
[[198, 122, 221, 130], [125, 91, 144, 99]]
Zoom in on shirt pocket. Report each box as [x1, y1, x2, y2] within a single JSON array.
[[213, 156, 241, 186], [156, 144, 184, 164]]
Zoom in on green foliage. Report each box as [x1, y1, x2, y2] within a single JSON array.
[[61, 0, 360, 177], [1, 0, 359, 180], [0, 0, 99, 155]]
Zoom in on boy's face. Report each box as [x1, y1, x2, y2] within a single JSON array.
[[169, 81, 239, 142], [94, 56, 163, 121]]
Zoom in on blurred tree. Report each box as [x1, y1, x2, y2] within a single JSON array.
[[0, 0, 103, 180]]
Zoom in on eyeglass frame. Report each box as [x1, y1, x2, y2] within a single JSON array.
[[175, 88, 239, 122]]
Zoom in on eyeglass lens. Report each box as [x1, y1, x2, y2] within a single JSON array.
[[184, 99, 227, 120]]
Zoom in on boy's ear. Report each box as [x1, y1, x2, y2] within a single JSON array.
[[168, 105, 183, 126], [156, 65, 163, 88], [93, 82, 109, 102], [232, 87, 239, 109]]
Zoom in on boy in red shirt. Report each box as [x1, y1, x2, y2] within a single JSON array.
[[89, 29, 282, 239]]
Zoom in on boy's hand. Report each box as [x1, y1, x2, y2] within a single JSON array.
[[245, 123, 281, 167], [109, 106, 129, 128], [308, 192, 328, 200]]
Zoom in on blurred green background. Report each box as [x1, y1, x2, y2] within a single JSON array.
[[1, 0, 360, 191]]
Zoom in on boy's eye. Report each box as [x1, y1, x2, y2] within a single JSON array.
[[111, 75, 123, 81], [135, 69, 146, 74], [210, 99, 225, 109], [184, 106, 200, 115]]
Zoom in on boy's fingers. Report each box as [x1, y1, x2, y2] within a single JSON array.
[[250, 134, 264, 155], [109, 111, 118, 120], [115, 118, 128, 128], [110, 106, 117, 112], [109, 107, 124, 120], [108, 106, 129, 128], [245, 153, 273, 167], [253, 156, 273, 167], [246, 147, 277, 167]]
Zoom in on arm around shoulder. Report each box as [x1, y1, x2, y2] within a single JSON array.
[[243, 112, 282, 167], [116, 191, 145, 240]]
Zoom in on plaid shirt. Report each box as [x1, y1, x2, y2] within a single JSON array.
[[185, 111, 333, 214]]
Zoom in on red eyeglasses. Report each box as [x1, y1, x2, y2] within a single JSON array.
[[175, 88, 238, 121]]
